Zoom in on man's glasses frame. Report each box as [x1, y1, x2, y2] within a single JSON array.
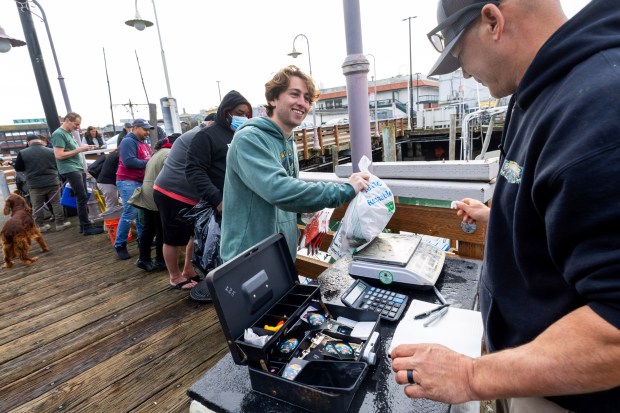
[[427, 1, 500, 53]]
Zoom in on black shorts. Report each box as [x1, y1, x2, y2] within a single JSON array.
[[154, 190, 195, 246]]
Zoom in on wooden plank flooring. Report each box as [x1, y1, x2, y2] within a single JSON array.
[[0, 218, 227, 413]]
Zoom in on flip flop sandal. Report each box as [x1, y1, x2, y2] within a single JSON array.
[[169, 279, 195, 290]]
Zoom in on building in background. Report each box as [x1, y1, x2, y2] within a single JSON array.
[[315, 74, 439, 126], [0, 119, 50, 156]]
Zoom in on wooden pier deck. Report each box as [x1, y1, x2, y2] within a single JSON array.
[[0, 218, 225, 413]]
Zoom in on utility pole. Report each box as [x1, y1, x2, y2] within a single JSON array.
[[403, 16, 417, 131]]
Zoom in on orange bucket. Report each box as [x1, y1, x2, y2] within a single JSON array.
[[105, 218, 133, 245]]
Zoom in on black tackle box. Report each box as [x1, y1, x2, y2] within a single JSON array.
[[205, 234, 381, 413]]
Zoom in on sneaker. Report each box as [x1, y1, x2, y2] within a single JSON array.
[[83, 225, 104, 236], [135, 258, 155, 272], [55, 222, 71, 231], [152, 260, 167, 271], [115, 244, 131, 260], [39, 224, 51, 233]]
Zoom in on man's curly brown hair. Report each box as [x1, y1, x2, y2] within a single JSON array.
[[264, 65, 320, 117]]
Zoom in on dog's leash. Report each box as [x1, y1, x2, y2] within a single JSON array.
[[31, 184, 64, 215]]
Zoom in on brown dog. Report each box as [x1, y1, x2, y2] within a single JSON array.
[[1, 193, 48, 268]]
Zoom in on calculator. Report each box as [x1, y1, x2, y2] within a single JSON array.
[[340, 279, 408, 322]]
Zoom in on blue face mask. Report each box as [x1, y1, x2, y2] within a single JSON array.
[[230, 115, 248, 131]]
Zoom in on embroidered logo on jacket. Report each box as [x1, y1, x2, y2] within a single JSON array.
[[500, 160, 522, 184], [280, 148, 296, 177]]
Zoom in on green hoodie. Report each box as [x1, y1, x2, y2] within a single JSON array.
[[221, 117, 356, 262]]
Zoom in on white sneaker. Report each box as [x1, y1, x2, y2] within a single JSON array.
[[40, 224, 51, 233], [55, 222, 71, 231]]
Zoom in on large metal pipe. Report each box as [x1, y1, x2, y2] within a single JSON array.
[[15, 0, 60, 132], [342, 0, 372, 172]]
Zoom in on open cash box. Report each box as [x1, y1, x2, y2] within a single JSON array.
[[205, 233, 381, 413]]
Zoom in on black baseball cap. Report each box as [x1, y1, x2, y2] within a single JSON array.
[[26, 134, 40, 142], [427, 0, 500, 76]]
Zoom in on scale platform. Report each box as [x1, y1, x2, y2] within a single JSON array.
[[349, 233, 445, 289]]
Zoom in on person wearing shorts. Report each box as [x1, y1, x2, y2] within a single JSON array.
[[153, 123, 205, 290]]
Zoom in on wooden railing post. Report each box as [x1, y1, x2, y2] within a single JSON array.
[[331, 145, 339, 171], [334, 125, 340, 150], [318, 127, 324, 155], [302, 129, 309, 161]]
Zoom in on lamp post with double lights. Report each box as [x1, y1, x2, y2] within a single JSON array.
[[126, 0, 181, 135], [403, 15, 417, 130], [366, 53, 379, 136], [287, 33, 320, 150]]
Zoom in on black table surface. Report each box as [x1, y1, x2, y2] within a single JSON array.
[[188, 255, 482, 413]]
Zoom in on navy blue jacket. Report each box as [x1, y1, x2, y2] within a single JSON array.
[[481, 0, 620, 411]]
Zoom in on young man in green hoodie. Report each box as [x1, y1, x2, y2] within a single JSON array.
[[220, 65, 370, 262]]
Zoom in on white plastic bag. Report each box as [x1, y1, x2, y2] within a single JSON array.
[[328, 156, 395, 259]]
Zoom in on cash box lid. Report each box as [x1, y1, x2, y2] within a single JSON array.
[[206, 234, 298, 359]]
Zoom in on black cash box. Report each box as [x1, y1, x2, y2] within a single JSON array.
[[205, 234, 381, 413]]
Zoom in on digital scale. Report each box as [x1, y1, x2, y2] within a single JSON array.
[[348, 233, 446, 289]]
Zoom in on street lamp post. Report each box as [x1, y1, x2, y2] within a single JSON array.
[[13, 1, 60, 132], [288, 33, 320, 150], [366, 53, 378, 136], [126, 0, 181, 135], [403, 16, 417, 131], [216, 80, 222, 103], [24, 0, 72, 113]]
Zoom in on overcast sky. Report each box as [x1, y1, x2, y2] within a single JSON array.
[[0, 0, 590, 127]]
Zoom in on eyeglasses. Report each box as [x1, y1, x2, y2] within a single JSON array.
[[427, 1, 500, 53]]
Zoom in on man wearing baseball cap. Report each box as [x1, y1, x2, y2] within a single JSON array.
[[113, 119, 153, 259], [117, 122, 133, 147], [392, 1, 620, 412]]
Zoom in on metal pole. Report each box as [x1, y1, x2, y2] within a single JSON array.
[[102, 47, 116, 134], [25, 0, 71, 113], [150, 0, 181, 134], [302, 35, 319, 150], [416, 72, 420, 124], [367, 54, 378, 136], [15, 0, 59, 133], [216, 80, 222, 103], [291, 34, 320, 150], [342, 0, 372, 172], [403, 16, 417, 131]]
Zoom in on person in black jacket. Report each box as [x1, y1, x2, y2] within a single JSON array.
[[185, 90, 252, 215], [391, 1, 620, 412], [96, 150, 121, 211], [14, 134, 71, 232]]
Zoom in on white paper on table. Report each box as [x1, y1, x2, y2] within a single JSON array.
[[388, 299, 484, 357]]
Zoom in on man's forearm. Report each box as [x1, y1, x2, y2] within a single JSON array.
[[472, 306, 620, 399]]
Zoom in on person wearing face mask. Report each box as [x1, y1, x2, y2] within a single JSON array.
[[185, 90, 252, 215]]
